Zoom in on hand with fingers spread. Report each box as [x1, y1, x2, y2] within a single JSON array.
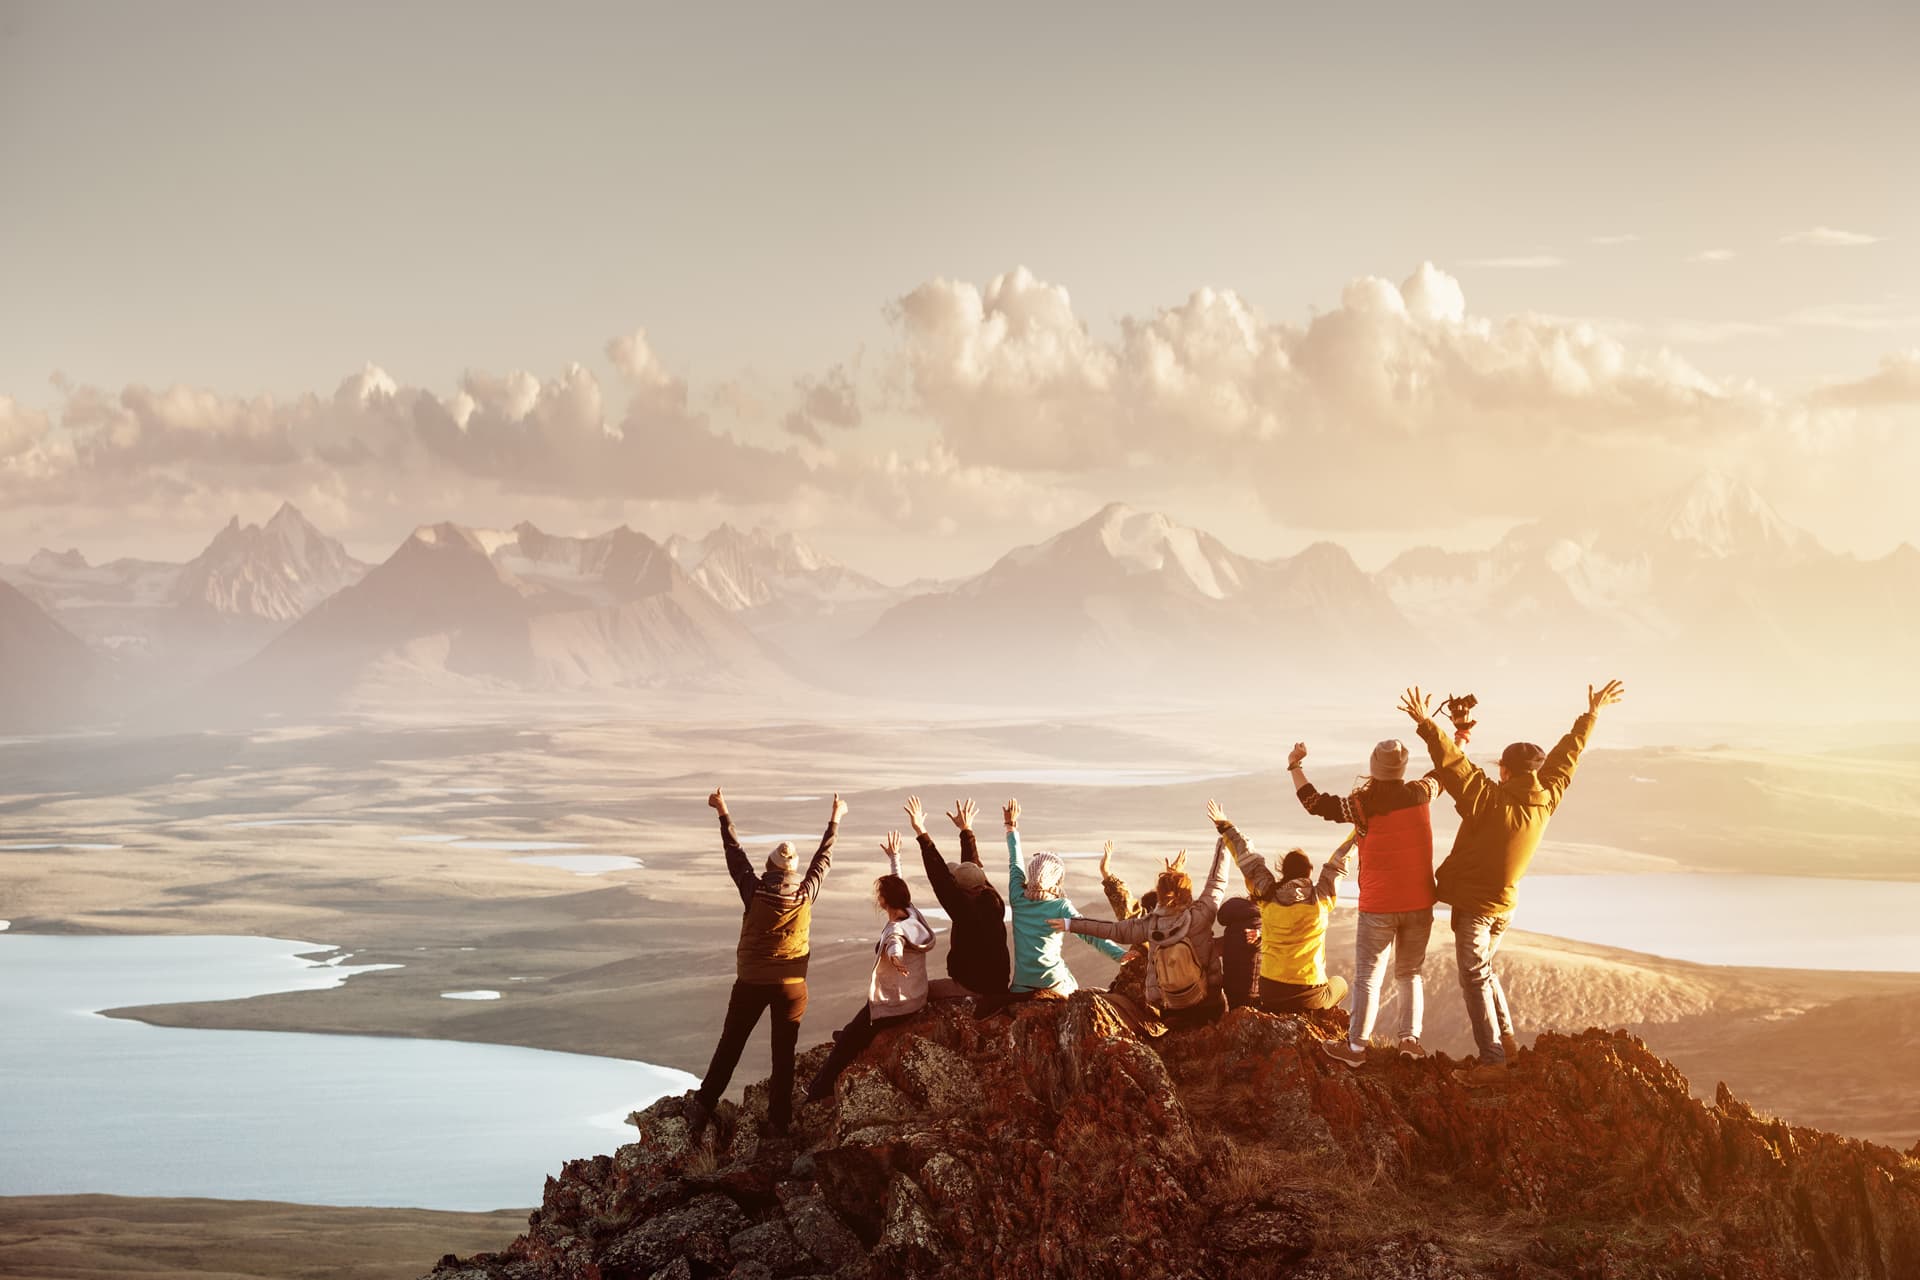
[[946, 798, 976, 832], [904, 795, 928, 835], [1003, 798, 1020, 830], [830, 793, 848, 823], [1166, 849, 1187, 873], [1588, 679, 1627, 715], [1206, 799, 1229, 830], [881, 829, 903, 860], [1098, 839, 1115, 879], [1287, 741, 1308, 770], [1398, 686, 1433, 724]]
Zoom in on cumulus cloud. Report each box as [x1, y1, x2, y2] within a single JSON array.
[[1780, 226, 1883, 247], [1811, 350, 1920, 408], [1688, 249, 1737, 264], [892, 261, 1768, 525], [782, 363, 863, 444]]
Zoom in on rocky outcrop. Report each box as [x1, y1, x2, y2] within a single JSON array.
[[427, 979, 1920, 1279]]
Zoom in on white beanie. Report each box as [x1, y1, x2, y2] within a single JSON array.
[[764, 841, 798, 877], [1023, 850, 1065, 900], [1369, 739, 1410, 782]]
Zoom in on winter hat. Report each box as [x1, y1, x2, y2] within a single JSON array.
[[1023, 850, 1065, 900], [952, 861, 988, 892], [764, 841, 799, 877], [1369, 738, 1410, 782], [1500, 742, 1547, 773]]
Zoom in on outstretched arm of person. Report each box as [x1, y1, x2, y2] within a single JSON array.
[[797, 792, 844, 903], [1197, 835, 1232, 910], [909, 796, 961, 908], [1289, 742, 1351, 823], [1540, 680, 1622, 807], [712, 787, 758, 907], [1061, 902, 1133, 959], [1098, 840, 1140, 918], [881, 829, 905, 879], [1054, 909, 1150, 945], [1403, 686, 1495, 818], [1210, 799, 1277, 898], [1315, 829, 1358, 904], [948, 798, 983, 865], [1004, 799, 1025, 897]]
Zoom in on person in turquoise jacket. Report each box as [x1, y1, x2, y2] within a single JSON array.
[[999, 798, 1128, 1000]]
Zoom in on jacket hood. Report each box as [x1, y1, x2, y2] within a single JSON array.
[[891, 907, 937, 952], [1499, 772, 1552, 806], [1148, 903, 1202, 944], [1274, 875, 1317, 906]]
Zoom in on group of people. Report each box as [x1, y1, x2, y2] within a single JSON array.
[[685, 679, 1625, 1137]]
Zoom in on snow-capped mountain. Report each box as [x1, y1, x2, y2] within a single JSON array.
[[171, 502, 368, 622], [666, 524, 894, 616], [235, 520, 787, 707], [856, 503, 1410, 700], [0, 578, 99, 727]]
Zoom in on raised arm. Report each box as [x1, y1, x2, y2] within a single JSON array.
[[1403, 687, 1495, 819], [796, 792, 845, 904], [1540, 680, 1622, 808], [908, 796, 961, 909], [1209, 799, 1276, 898], [711, 787, 757, 907], [947, 798, 983, 865], [1004, 799, 1025, 897], [1315, 830, 1358, 905], [1097, 839, 1140, 918], [1197, 835, 1231, 910], [1289, 742, 1354, 824]]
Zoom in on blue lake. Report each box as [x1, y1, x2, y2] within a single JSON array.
[[0, 935, 694, 1210]]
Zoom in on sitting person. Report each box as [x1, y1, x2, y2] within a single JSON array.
[[1209, 799, 1356, 1014], [905, 795, 1011, 998], [1290, 737, 1442, 1067], [1215, 893, 1262, 1009], [1056, 836, 1231, 1025], [804, 830, 936, 1102], [978, 798, 1127, 1015], [1098, 840, 1158, 922]]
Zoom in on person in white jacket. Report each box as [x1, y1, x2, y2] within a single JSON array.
[[1057, 836, 1232, 1025], [803, 829, 937, 1103]]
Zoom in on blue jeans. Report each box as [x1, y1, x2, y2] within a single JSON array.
[[1349, 908, 1434, 1045], [1451, 910, 1515, 1065]]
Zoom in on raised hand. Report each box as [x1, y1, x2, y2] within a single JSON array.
[[946, 798, 977, 831], [1588, 679, 1626, 715], [1206, 799, 1228, 829], [1166, 849, 1187, 873], [1398, 687, 1433, 723], [903, 795, 927, 835], [831, 793, 849, 823], [707, 787, 726, 814], [1099, 839, 1114, 878], [1003, 798, 1020, 829], [881, 829, 903, 859], [1287, 742, 1308, 770]]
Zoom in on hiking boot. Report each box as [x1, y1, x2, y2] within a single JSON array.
[[683, 1096, 712, 1141], [1395, 1035, 1426, 1059], [1319, 1039, 1368, 1070], [1501, 1032, 1522, 1061], [1451, 1062, 1511, 1087]]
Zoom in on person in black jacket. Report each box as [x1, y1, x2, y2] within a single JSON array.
[[904, 795, 1011, 998]]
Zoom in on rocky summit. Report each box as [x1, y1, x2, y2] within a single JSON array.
[[426, 969, 1920, 1280]]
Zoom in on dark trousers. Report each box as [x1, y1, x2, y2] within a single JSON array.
[[806, 1003, 919, 1101], [1217, 896, 1262, 1008], [1160, 986, 1229, 1028], [696, 979, 808, 1131], [1255, 974, 1350, 1014]]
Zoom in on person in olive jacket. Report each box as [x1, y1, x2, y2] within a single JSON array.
[[687, 787, 842, 1138], [1400, 680, 1625, 1085], [904, 795, 1012, 998]]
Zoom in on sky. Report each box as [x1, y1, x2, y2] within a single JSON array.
[[1, 0, 1916, 579]]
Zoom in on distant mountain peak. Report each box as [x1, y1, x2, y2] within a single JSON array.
[[1653, 471, 1813, 561], [172, 505, 368, 621]]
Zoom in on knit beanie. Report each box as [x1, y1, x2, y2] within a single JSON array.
[[1023, 850, 1065, 900], [764, 841, 799, 877], [1369, 738, 1410, 782], [952, 861, 988, 891]]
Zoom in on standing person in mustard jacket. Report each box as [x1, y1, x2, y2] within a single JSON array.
[[1400, 680, 1625, 1085], [687, 788, 842, 1138]]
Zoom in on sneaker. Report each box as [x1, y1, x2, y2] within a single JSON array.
[[1501, 1032, 1521, 1061], [1320, 1040, 1368, 1070], [1451, 1062, 1510, 1087], [1395, 1035, 1426, 1060]]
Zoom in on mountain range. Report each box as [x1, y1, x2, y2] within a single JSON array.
[[2, 474, 1916, 723]]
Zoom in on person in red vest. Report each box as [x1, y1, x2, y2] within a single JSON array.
[[1291, 737, 1442, 1067]]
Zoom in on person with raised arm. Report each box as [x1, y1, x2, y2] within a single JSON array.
[[1053, 835, 1233, 1025], [1097, 839, 1158, 923], [980, 798, 1127, 1014], [1399, 679, 1626, 1086], [804, 829, 937, 1102], [904, 795, 1011, 998], [685, 788, 842, 1139], [1210, 799, 1356, 1014], [1290, 737, 1444, 1069]]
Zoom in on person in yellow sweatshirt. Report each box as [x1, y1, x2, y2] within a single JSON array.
[[1207, 799, 1356, 1014]]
